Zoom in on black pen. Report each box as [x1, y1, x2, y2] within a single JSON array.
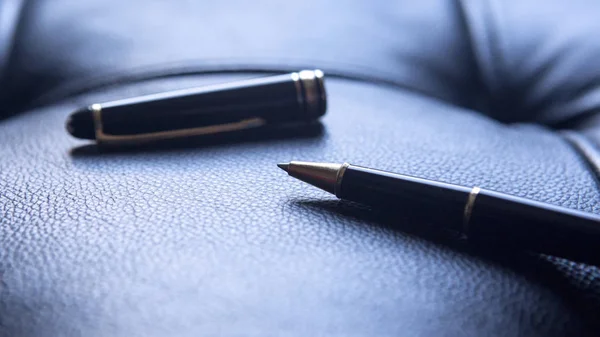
[[66, 70, 326, 145], [278, 161, 600, 265]]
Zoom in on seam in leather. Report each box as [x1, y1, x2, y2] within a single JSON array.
[[453, 0, 492, 116], [21, 60, 455, 114], [561, 131, 600, 191]]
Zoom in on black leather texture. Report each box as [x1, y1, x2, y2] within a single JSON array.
[[2, 1, 600, 336]]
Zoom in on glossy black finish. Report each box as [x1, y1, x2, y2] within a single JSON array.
[[339, 165, 600, 264], [339, 165, 472, 232], [66, 108, 94, 139], [67, 71, 326, 139], [470, 190, 600, 265]]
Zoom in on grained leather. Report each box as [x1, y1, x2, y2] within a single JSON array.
[[1, 75, 599, 337], [1, 0, 600, 336]]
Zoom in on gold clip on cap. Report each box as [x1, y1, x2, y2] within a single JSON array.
[[462, 186, 481, 237], [91, 103, 266, 145], [92, 105, 266, 145]]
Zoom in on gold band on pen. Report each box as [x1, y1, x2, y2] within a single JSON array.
[[291, 72, 304, 109], [334, 163, 350, 198], [292, 70, 325, 117], [90, 103, 266, 145], [314, 69, 326, 111], [462, 186, 481, 236], [299, 70, 319, 117], [91, 103, 104, 141]]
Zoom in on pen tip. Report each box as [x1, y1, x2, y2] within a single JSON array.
[[277, 163, 290, 172]]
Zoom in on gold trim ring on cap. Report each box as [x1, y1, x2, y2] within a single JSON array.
[[299, 70, 320, 117]]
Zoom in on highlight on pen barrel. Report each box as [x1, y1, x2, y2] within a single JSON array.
[[65, 70, 327, 144]]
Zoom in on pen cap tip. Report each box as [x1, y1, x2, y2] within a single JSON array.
[[66, 107, 96, 139], [277, 163, 290, 172]]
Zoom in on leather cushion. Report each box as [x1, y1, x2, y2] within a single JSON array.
[[1, 0, 600, 336], [1, 75, 599, 336], [3, 0, 600, 129]]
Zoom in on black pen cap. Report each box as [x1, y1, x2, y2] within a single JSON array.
[[66, 70, 327, 144]]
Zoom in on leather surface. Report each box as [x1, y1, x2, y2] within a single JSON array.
[[2, 0, 600, 336], [2, 75, 600, 337]]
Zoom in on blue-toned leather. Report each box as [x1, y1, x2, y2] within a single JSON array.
[[1, 1, 600, 336]]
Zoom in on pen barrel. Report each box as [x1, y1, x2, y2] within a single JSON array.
[[339, 165, 600, 264], [469, 190, 600, 265], [96, 70, 326, 141], [339, 165, 471, 232]]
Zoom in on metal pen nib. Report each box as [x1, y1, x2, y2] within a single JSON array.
[[277, 161, 347, 195], [277, 163, 289, 172]]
